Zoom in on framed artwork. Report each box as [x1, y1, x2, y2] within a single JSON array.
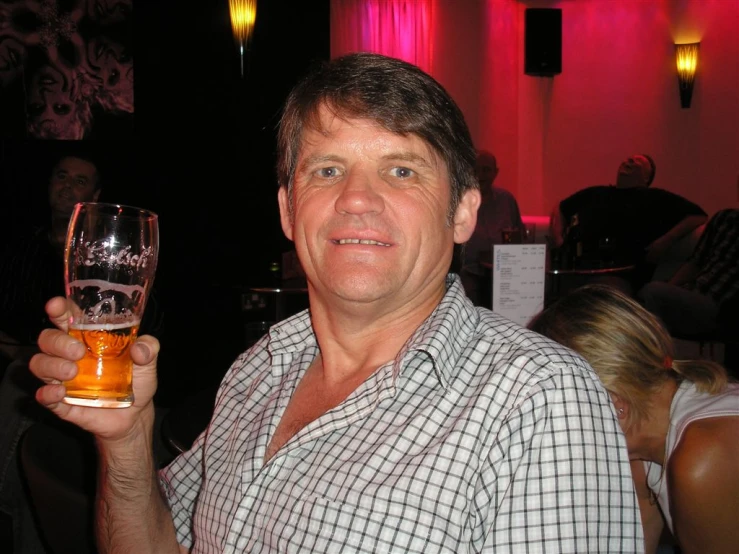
[[0, 0, 133, 139]]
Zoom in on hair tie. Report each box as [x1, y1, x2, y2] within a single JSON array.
[[663, 356, 673, 369]]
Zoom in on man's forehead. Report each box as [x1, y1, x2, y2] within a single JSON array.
[[55, 156, 97, 177], [299, 105, 439, 162]]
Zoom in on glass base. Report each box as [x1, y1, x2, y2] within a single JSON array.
[[63, 395, 133, 408]]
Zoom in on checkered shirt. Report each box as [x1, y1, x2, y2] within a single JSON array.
[[159, 275, 643, 553]]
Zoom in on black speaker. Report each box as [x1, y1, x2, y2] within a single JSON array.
[[524, 8, 562, 76]]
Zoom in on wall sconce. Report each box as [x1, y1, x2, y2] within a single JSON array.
[[675, 42, 699, 109], [229, 0, 257, 77]]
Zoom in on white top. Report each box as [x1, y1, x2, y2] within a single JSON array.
[[645, 380, 739, 532]]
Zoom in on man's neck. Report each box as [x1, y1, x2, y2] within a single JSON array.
[[307, 282, 446, 387]]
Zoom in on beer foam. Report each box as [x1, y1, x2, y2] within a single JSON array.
[[68, 279, 146, 296], [70, 319, 140, 331]]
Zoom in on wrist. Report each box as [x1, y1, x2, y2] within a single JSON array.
[[96, 404, 156, 458]]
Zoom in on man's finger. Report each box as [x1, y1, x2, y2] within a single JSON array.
[[45, 296, 72, 332], [131, 335, 160, 366]]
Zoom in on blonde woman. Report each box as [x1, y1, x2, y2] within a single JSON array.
[[528, 284, 739, 554]]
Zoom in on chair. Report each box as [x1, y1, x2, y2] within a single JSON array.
[[671, 295, 739, 380]]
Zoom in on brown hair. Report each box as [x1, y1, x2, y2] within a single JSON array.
[[276, 52, 478, 223], [528, 284, 728, 428]]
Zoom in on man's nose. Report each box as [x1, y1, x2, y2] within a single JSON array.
[[334, 171, 384, 215]]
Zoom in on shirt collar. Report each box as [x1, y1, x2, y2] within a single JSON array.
[[394, 274, 479, 389], [266, 274, 479, 390]]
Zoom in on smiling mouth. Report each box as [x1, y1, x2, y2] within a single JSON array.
[[335, 239, 391, 246]]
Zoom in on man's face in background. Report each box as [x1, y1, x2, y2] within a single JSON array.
[[48, 157, 100, 217]]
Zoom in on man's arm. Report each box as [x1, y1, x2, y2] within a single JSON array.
[[479, 368, 644, 552], [666, 259, 700, 286], [96, 406, 186, 554], [644, 215, 707, 264], [29, 298, 188, 553]]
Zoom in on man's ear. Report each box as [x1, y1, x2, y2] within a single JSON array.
[[453, 188, 481, 244], [278, 186, 294, 241]]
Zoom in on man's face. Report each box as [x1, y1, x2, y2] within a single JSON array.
[[278, 107, 479, 308], [616, 155, 651, 188], [48, 157, 100, 216]]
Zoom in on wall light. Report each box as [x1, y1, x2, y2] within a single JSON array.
[[675, 42, 699, 109], [229, 0, 257, 77]]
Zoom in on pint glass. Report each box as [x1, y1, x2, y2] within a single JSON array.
[[63, 203, 159, 408]]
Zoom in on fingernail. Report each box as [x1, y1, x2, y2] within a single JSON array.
[[62, 362, 77, 379], [135, 343, 150, 358], [69, 342, 85, 358]]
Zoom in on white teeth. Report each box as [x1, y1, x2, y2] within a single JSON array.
[[337, 239, 390, 246]]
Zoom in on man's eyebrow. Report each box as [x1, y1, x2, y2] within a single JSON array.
[[297, 154, 345, 172], [381, 151, 436, 169]]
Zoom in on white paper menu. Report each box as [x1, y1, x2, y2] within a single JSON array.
[[492, 244, 546, 327]]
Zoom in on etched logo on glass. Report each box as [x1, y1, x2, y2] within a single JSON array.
[[74, 241, 155, 272]]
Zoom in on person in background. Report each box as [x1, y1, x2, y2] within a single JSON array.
[[0, 147, 102, 365], [29, 52, 643, 553], [548, 154, 706, 294], [0, 145, 162, 553], [460, 150, 524, 306], [549, 153, 657, 249], [529, 284, 739, 554], [638, 208, 739, 337], [0, 146, 102, 554]]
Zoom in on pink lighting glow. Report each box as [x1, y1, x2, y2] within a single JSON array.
[[330, 0, 435, 73]]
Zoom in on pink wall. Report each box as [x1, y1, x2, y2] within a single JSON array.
[[428, 0, 738, 217]]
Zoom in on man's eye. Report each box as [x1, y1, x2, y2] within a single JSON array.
[[317, 167, 340, 178], [389, 167, 414, 179]]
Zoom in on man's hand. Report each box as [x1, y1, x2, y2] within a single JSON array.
[[29, 297, 160, 441]]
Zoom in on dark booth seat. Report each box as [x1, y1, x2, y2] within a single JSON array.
[[19, 421, 98, 554]]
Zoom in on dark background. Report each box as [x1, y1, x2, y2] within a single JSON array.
[[0, 0, 331, 404]]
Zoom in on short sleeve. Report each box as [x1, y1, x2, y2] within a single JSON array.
[[475, 366, 644, 552], [158, 433, 207, 549]]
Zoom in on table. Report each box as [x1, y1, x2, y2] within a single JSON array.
[[546, 265, 636, 302]]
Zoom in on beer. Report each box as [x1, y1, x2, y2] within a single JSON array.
[[63, 321, 139, 408]]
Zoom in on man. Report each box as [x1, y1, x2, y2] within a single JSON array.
[[29, 53, 643, 552], [0, 149, 101, 363], [549, 153, 657, 250], [0, 148, 101, 554], [549, 153, 706, 292], [639, 208, 739, 336], [460, 150, 524, 306]]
